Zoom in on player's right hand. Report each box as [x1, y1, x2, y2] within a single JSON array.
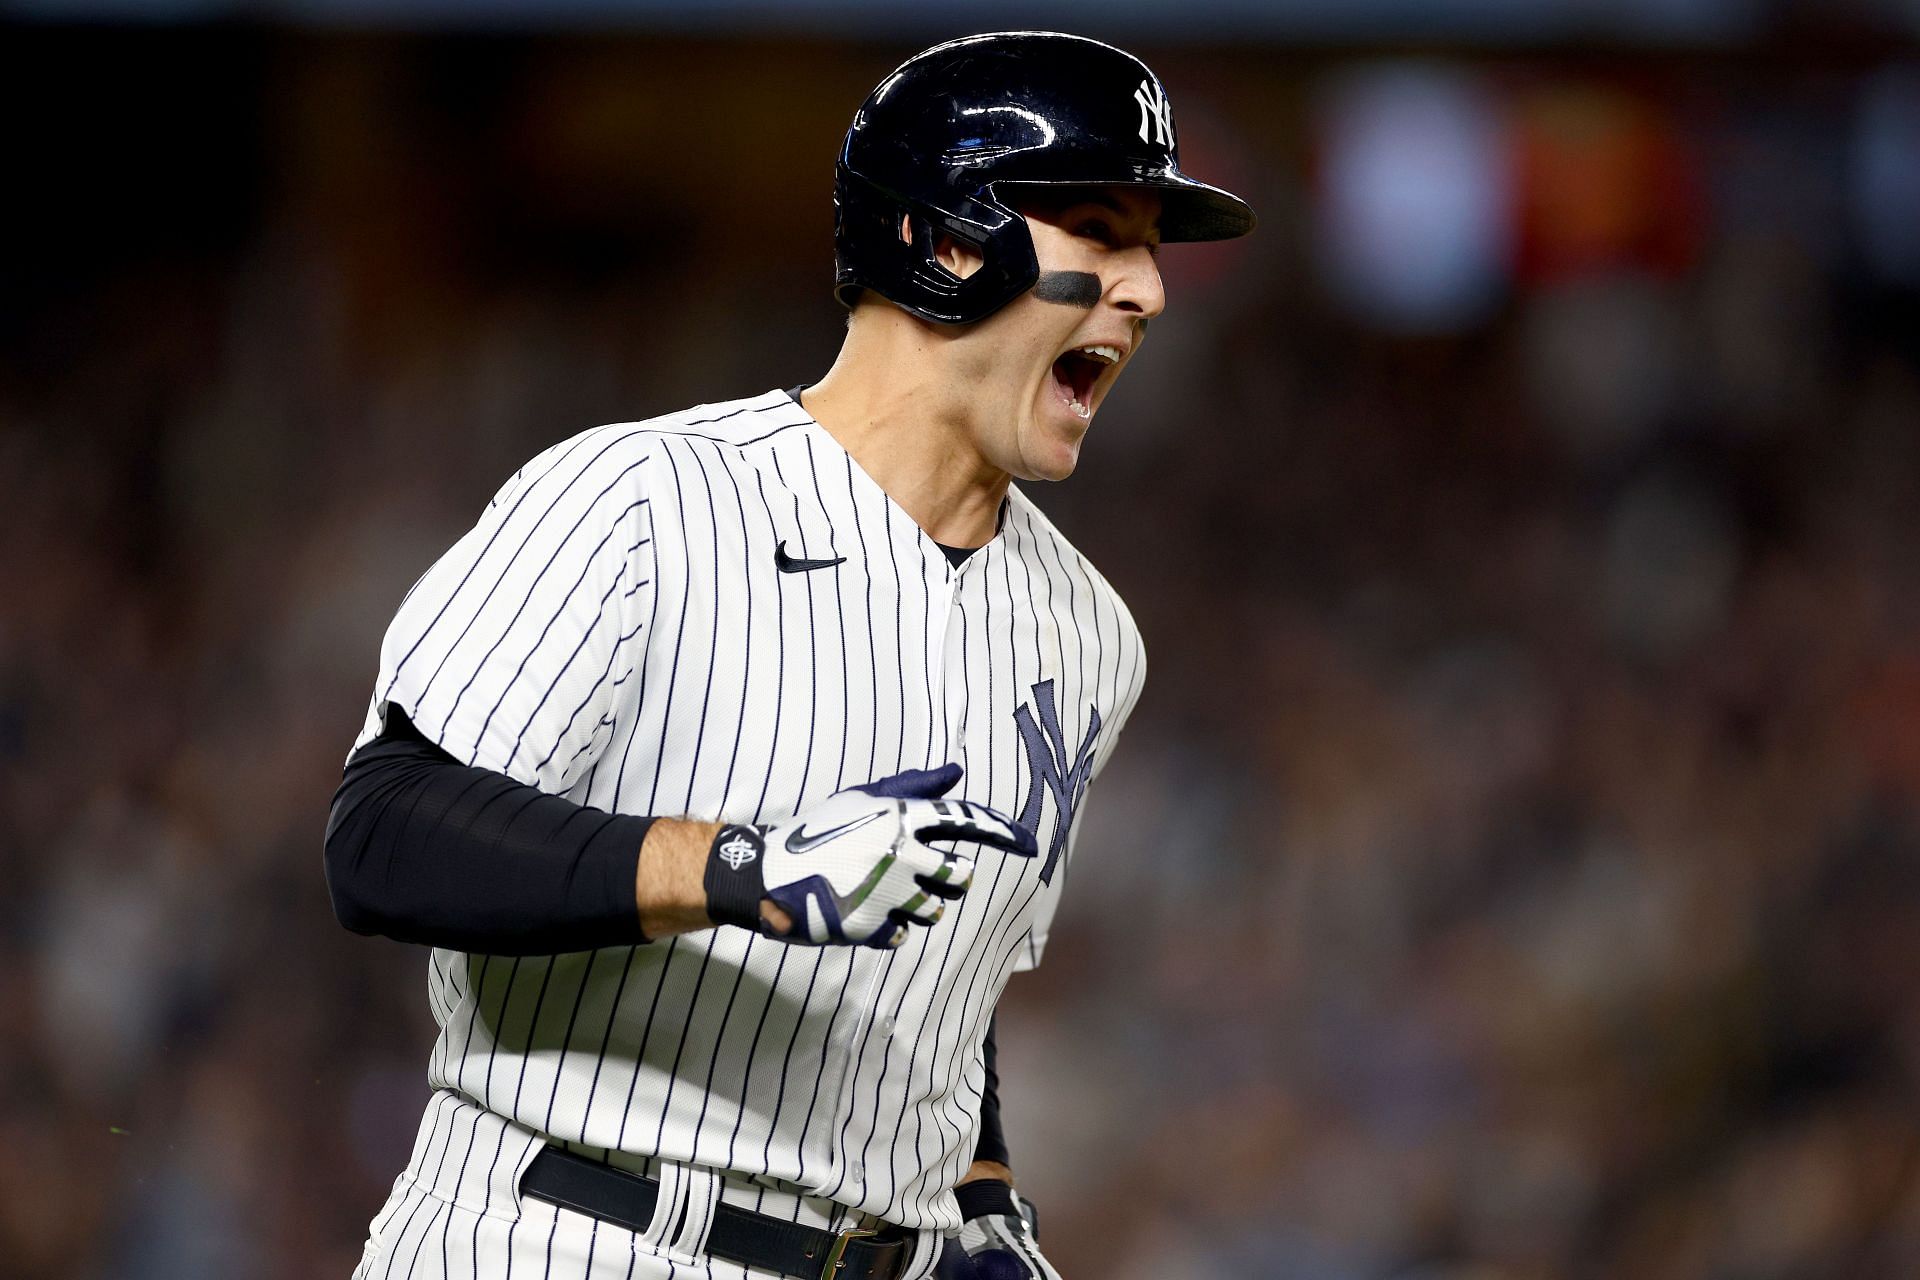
[[703, 765, 1036, 949]]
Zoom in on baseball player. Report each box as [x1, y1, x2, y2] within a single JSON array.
[[325, 30, 1253, 1280]]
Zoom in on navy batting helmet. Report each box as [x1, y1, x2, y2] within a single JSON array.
[[833, 31, 1256, 325]]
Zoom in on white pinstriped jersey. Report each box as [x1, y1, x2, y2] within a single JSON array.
[[357, 389, 1145, 1231]]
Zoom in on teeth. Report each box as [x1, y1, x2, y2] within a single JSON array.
[[1066, 395, 1091, 419], [1076, 345, 1121, 365]]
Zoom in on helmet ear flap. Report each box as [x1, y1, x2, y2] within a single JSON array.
[[834, 171, 1039, 324], [833, 172, 907, 312]]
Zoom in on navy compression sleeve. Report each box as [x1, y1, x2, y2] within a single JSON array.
[[956, 1016, 1018, 1216], [323, 706, 654, 955], [974, 1015, 1010, 1168]]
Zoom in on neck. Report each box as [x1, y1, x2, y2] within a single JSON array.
[[799, 311, 1009, 548]]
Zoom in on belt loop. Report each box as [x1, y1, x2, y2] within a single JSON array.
[[667, 1164, 722, 1264], [640, 1160, 684, 1254]]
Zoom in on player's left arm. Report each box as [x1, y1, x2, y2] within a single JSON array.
[[937, 1018, 1062, 1280]]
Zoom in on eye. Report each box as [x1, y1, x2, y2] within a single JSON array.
[[1075, 218, 1115, 245]]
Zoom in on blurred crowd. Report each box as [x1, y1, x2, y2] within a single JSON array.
[[5, 28, 1920, 1280]]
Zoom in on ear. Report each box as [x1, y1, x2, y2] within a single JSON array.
[[901, 213, 984, 281]]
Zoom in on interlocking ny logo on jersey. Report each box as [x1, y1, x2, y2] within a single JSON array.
[[1014, 678, 1102, 885], [1134, 78, 1172, 147]]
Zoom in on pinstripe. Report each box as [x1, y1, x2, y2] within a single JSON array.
[[745, 468, 787, 826], [840, 532, 950, 1202], [844, 454, 879, 782], [720, 937, 787, 1171], [715, 469, 794, 1173], [611, 935, 682, 1153], [683, 439, 761, 1156], [409, 436, 652, 734], [994, 506, 1070, 971], [573, 945, 639, 1145], [815, 493, 915, 1201], [1031, 506, 1091, 917], [382, 427, 638, 705], [501, 511, 644, 773], [475, 957, 522, 1106], [605, 471, 666, 811], [815, 438, 898, 1205], [453, 478, 650, 765], [380, 1178, 439, 1280], [672, 439, 725, 817], [923, 541, 1032, 1195], [800, 436, 854, 792], [886, 501, 908, 779], [401, 1197, 449, 1280], [357, 390, 1146, 1251], [507, 961, 559, 1122], [638, 438, 727, 1152], [761, 946, 830, 1181], [880, 594, 977, 1220], [449, 955, 494, 1100], [446, 1093, 486, 1229], [767, 444, 845, 1190], [367, 1094, 450, 1244], [468, 1114, 512, 1276], [770, 449, 820, 813], [650, 932, 719, 1153], [532, 534, 649, 774], [596, 437, 705, 1154], [851, 500, 955, 1207]]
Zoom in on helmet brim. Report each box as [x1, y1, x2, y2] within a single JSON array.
[[994, 172, 1256, 243]]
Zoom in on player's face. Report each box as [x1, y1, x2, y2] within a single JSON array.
[[952, 187, 1166, 482]]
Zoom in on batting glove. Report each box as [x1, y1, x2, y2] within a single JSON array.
[[703, 765, 1036, 949], [947, 1183, 1061, 1280]]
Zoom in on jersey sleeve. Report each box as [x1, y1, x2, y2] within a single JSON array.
[[1012, 611, 1147, 973], [356, 426, 659, 796]]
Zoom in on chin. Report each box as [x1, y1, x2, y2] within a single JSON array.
[[1016, 400, 1090, 482], [1021, 441, 1082, 483]]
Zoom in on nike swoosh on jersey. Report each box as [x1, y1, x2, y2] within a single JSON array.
[[775, 541, 848, 573], [786, 810, 884, 853]]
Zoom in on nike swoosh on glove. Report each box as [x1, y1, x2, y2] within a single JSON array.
[[703, 765, 1037, 949], [953, 1183, 1062, 1280]]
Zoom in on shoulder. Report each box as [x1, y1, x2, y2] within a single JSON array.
[[620, 389, 814, 452], [487, 391, 809, 512], [1000, 487, 1146, 671]]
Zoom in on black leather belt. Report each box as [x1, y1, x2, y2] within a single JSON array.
[[520, 1146, 915, 1279]]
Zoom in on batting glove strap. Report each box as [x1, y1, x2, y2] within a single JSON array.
[[956, 1189, 1059, 1280], [954, 1181, 1020, 1223], [703, 824, 769, 931]]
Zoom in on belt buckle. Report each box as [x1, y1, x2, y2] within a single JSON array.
[[817, 1224, 878, 1277]]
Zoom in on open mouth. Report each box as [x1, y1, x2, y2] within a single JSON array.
[[1048, 344, 1122, 420]]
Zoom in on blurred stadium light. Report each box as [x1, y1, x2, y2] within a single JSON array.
[[1312, 63, 1513, 331], [1854, 66, 1920, 286]]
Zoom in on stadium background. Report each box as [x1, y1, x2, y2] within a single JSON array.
[[5, 2, 1920, 1275]]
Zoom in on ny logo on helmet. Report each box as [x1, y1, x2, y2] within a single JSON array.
[[1134, 78, 1173, 148], [1014, 678, 1103, 885]]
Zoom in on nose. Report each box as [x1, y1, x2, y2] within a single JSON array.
[[1109, 245, 1166, 321]]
